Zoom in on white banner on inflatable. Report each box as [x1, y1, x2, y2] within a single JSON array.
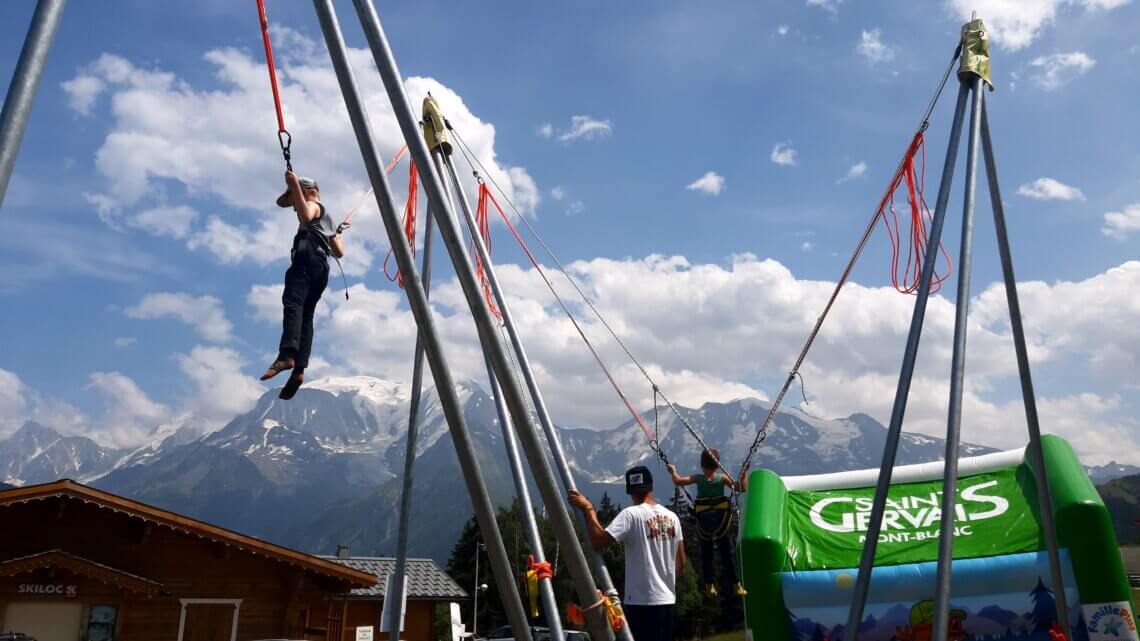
[[1084, 602, 1139, 641]]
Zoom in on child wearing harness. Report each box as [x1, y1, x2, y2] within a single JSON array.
[[260, 170, 349, 400], [668, 448, 746, 598]]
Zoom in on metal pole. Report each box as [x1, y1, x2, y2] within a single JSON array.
[[843, 80, 971, 641], [441, 154, 632, 641], [309, 4, 534, 641], [932, 76, 983, 641], [484, 355, 565, 641], [348, 3, 615, 640], [0, 0, 66, 207], [980, 96, 1072, 638], [473, 543, 482, 638], [383, 173, 439, 640], [442, 157, 567, 634]]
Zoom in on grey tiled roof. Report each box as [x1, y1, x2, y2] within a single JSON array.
[[320, 556, 468, 600]]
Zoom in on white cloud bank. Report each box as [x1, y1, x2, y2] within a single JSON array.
[[945, 0, 1132, 50], [235, 254, 1140, 466], [557, 115, 613, 142], [62, 32, 539, 278]]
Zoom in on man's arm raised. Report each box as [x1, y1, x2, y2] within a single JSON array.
[[568, 490, 616, 550]]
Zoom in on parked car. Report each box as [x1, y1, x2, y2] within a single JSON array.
[[483, 626, 590, 641]]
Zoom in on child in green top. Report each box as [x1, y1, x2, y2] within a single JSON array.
[[668, 448, 746, 597]]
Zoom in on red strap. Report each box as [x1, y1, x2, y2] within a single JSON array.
[[475, 185, 502, 321], [877, 133, 953, 295], [527, 555, 553, 580], [383, 162, 418, 288], [256, 0, 286, 134], [341, 145, 409, 227]]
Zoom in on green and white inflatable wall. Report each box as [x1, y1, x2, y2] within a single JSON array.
[[740, 435, 1135, 641]]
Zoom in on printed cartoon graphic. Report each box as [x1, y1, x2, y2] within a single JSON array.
[[893, 600, 967, 641]]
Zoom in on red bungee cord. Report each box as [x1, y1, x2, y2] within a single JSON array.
[[878, 133, 953, 294], [383, 161, 419, 288], [475, 184, 502, 321], [255, 0, 291, 170]]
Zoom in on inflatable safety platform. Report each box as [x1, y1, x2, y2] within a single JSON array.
[[740, 435, 1135, 641]]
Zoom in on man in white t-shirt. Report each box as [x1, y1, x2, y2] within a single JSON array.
[[568, 466, 685, 641]]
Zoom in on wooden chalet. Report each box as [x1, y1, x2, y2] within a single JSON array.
[[0, 480, 375, 641], [310, 554, 468, 641]]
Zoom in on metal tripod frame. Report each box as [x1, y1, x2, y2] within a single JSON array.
[[843, 45, 1072, 641]]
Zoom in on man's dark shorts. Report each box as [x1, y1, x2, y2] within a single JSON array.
[[624, 604, 675, 641]]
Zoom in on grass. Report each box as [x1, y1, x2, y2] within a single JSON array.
[[700, 630, 746, 641]]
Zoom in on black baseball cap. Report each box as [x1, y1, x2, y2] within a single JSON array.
[[625, 466, 653, 494]]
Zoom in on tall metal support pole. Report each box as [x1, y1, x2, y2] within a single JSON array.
[[484, 354, 565, 641], [348, 2, 616, 640], [309, 3, 534, 640], [932, 76, 983, 641], [424, 114, 564, 640], [980, 96, 1072, 637], [0, 0, 66, 207], [843, 80, 971, 641], [441, 153, 633, 641], [383, 171, 439, 638]]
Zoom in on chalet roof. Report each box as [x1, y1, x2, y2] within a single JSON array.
[[0, 549, 163, 595], [0, 480, 375, 588], [320, 556, 468, 600]]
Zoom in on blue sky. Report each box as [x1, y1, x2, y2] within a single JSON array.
[[1, 0, 1138, 464]]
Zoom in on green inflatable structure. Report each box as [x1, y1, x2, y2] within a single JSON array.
[[740, 435, 1135, 641]]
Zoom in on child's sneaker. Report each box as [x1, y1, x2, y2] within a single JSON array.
[[735, 583, 748, 597], [705, 584, 718, 598]]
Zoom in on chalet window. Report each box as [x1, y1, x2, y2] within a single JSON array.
[[85, 605, 118, 641]]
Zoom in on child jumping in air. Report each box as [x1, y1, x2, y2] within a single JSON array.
[[668, 448, 746, 598]]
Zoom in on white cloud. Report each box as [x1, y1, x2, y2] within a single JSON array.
[[537, 123, 554, 139], [550, 186, 566, 201], [777, 24, 791, 36], [946, 0, 1132, 50], [113, 337, 137, 349], [800, 241, 815, 252], [125, 292, 234, 343], [60, 75, 105, 116], [0, 369, 90, 440], [771, 142, 797, 166], [175, 346, 264, 425], [838, 161, 868, 183], [86, 371, 170, 446], [67, 36, 538, 274], [1102, 203, 1140, 240], [253, 256, 1140, 465], [1016, 177, 1085, 201], [685, 171, 726, 196], [129, 205, 200, 239], [1030, 51, 1096, 90], [856, 29, 895, 63], [0, 368, 29, 437], [558, 115, 613, 142], [807, 0, 842, 14], [566, 201, 585, 216]]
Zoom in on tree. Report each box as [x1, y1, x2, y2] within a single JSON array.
[[1029, 577, 1058, 636]]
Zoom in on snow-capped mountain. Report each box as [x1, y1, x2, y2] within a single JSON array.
[[0, 376, 995, 561], [0, 421, 123, 485], [1086, 461, 1140, 485]]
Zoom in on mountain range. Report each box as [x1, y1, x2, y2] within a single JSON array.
[[0, 376, 1133, 562]]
